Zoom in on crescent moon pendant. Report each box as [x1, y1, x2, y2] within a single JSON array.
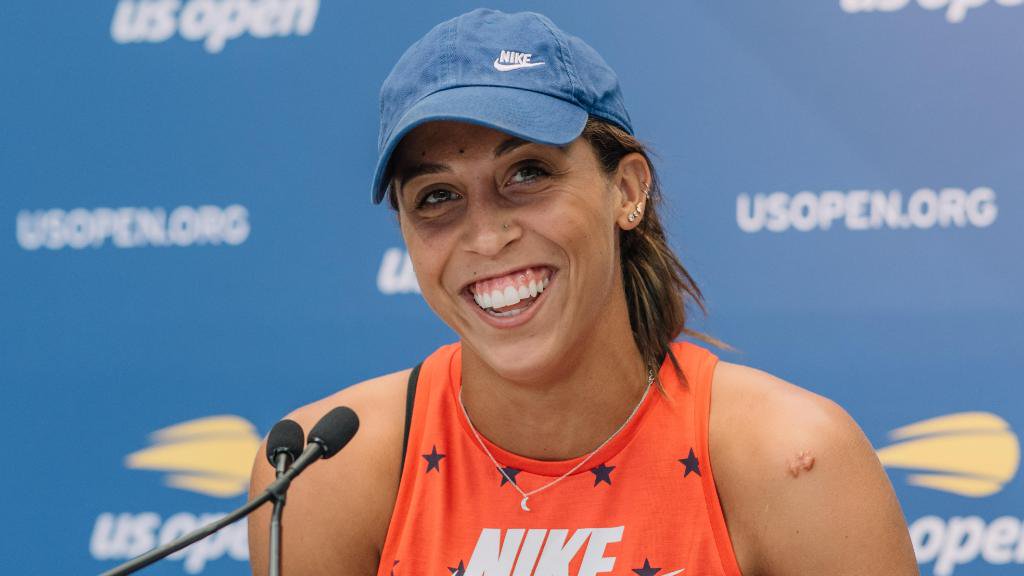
[[520, 497, 531, 512]]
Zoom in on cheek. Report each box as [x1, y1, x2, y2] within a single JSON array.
[[401, 209, 457, 256], [406, 245, 457, 321], [400, 219, 468, 320], [547, 193, 617, 261], [400, 220, 445, 285]]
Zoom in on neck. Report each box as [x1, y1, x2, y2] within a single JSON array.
[[459, 304, 650, 461]]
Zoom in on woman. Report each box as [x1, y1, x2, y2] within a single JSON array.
[[249, 9, 918, 575]]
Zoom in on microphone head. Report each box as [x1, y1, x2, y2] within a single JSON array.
[[266, 419, 305, 466], [308, 406, 360, 459]]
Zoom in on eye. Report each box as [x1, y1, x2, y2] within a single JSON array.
[[415, 188, 461, 209], [507, 164, 549, 185]]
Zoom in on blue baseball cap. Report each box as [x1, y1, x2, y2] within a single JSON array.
[[371, 8, 633, 204]]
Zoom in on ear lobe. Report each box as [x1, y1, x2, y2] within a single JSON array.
[[619, 189, 648, 230], [613, 153, 652, 230]]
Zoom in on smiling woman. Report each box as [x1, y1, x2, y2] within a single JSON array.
[[386, 120, 658, 385], [248, 8, 919, 576]]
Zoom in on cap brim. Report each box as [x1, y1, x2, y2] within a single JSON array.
[[371, 85, 588, 204]]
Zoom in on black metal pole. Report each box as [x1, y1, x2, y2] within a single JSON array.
[[269, 496, 285, 576], [99, 492, 273, 576]]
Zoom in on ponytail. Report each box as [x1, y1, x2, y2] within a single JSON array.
[[581, 117, 728, 378]]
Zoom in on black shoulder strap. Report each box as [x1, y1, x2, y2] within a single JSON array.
[[399, 363, 422, 482]]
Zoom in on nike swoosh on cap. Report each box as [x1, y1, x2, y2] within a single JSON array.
[[492, 59, 546, 72]]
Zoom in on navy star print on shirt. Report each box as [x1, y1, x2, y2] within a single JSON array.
[[498, 466, 521, 486], [633, 558, 662, 575], [423, 445, 446, 473], [590, 463, 615, 486], [679, 447, 701, 477]]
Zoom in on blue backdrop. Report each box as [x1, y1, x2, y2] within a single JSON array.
[[2, 1, 1020, 575]]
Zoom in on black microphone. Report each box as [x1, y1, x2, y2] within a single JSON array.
[[264, 406, 360, 499], [100, 407, 360, 576], [266, 419, 303, 576], [266, 419, 304, 479], [263, 410, 358, 576]]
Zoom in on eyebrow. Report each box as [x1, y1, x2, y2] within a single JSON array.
[[394, 137, 562, 193], [396, 162, 450, 188], [493, 136, 531, 158]]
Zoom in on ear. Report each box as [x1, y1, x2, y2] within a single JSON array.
[[612, 152, 653, 230]]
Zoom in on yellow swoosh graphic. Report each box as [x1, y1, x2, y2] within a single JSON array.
[[877, 412, 1019, 498], [125, 415, 261, 498]]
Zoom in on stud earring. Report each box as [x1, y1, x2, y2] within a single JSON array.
[[627, 182, 650, 224], [628, 203, 642, 223]]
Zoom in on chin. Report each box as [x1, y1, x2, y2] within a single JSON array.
[[466, 330, 570, 385]]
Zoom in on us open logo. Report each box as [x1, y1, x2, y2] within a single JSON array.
[[840, 0, 1024, 23], [735, 187, 997, 233], [877, 412, 1022, 576], [16, 204, 251, 251], [110, 0, 319, 54], [91, 415, 261, 574]]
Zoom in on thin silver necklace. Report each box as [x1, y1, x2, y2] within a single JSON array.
[[458, 368, 655, 512]]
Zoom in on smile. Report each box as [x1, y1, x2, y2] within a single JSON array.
[[467, 266, 553, 318]]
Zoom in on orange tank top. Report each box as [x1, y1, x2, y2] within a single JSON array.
[[377, 341, 742, 576]]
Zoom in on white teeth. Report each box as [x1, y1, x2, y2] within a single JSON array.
[[471, 271, 553, 312], [503, 286, 520, 307]]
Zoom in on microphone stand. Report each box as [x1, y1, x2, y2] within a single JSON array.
[[99, 493, 273, 576], [269, 452, 292, 576], [101, 442, 324, 576], [101, 405, 359, 576]]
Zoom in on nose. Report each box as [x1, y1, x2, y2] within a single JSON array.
[[461, 193, 520, 257]]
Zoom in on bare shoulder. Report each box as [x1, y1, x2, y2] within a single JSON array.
[[248, 369, 411, 576], [709, 362, 859, 477], [285, 368, 411, 443], [709, 361, 917, 576]]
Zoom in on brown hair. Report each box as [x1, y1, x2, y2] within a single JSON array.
[[581, 116, 727, 377]]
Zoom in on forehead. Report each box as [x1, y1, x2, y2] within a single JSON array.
[[393, 121, 526, 163], [389, 121, 601, 181]]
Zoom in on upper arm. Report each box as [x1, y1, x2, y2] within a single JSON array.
[[710, 362, 918, 576], [247, 369, 410, 576]]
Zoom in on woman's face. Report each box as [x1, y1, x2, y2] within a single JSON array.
[[391, 121, 630, 382]]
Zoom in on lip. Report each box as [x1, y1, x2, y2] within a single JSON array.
[[461, 269, 557, 329]]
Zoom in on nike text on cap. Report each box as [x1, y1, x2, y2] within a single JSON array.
[[371, 8, 634, 204]]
